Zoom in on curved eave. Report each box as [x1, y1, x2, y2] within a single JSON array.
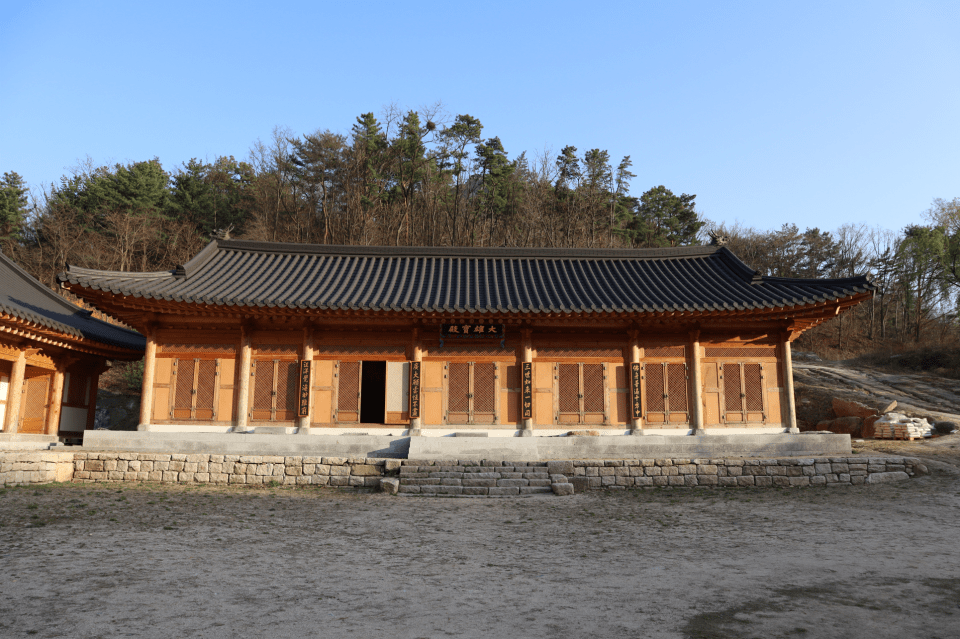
[[0, 313, 145, 360]]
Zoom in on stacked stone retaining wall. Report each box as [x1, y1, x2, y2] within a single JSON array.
[[0, 451, 928, 493], [0, 452, 75, 487]]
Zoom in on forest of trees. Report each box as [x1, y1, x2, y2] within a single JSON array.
[[1, 106, 958, 357]]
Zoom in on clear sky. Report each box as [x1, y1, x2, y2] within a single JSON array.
[[2, 0, 958, 234]]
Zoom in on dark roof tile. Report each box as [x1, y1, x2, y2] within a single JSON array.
[[60, 240, 875, 316]]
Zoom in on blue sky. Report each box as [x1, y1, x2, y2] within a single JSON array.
[[2, 0, 958, 234]]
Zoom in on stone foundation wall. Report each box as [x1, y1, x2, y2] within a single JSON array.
[[0, 451, 927, 493], [0, 452, 75, 486], [70, 453, 398, 487], [559, 457, 925, 491]]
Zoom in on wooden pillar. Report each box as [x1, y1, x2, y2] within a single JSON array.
[[298, 326, 314, 433], [138, 325, 158, 430], [520, 328, 533, 437], [782, 336, 799, 433], [45, 365, 66, 436], [409, 327, 423, 436], [4, 348, 26, 433], [688, 330, 705, 435], [628, 331, 644, 435], [235, 324, 253, 431]]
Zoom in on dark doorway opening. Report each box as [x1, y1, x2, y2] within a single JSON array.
[[359, 361, 386, 423]]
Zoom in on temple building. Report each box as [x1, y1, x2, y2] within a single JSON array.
[[59, 240, 874, 442], [0, 251, 144, 442]]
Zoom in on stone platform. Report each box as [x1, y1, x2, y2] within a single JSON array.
[[78, 430, 850, 461]]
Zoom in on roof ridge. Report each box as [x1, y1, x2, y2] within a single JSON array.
[[216, 240, 721, 260]]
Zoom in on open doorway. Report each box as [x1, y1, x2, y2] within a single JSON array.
[[359, 361, 386, 423]]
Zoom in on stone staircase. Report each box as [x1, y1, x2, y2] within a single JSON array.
[[394, 459, 574, 496]]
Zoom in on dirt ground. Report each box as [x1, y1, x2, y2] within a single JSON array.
[[2, 452, 959, 639]]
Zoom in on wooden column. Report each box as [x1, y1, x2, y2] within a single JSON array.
[[688, 330, 705, 435], [138, 325, 158, 430], [4, 348, 26, 433], [628, 331, 644, 435], [45, 365, 66, 436], [520, 328, 533, 437], [235, 324, 253, 431], [298, 326, 314, 433], [408, 327, 423, 435], [782, 335, 799, 433]]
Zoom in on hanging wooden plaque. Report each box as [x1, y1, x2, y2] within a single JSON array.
[[631, 362, 642, 419], [521, 362, 533, 420], [409, 361, 421, 419], [298, 360, 311, 417]]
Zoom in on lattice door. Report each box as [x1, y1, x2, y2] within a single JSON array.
[[557, 363, 607, 424], [720, 362, 765, 423], [171, 358, 220, 420], [643, 362, 689, 424], [335, 361, 361, 423], [20, 376, 49, 434], [445, 362, 497, 424], [251, 359, 298, 422]]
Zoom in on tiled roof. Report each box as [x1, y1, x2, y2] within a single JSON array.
[[59, 240, 874, 315], [1, 251, 145, 351]]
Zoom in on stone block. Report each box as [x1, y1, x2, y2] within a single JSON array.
[[601, 475, 616, 486], [698, 475, 719, 486], [398, 485, 421, 494], [311, 475, 329, 486], [718, 476, 738, 487], [809, 475, 826, 485], [789, 476, 810, 487], [489, 487, 520, 496], [634, 476, 654, 487], [787, 467, 803, 477], [866, 471, 910, 484], [322, 457, 347, 466], [329, 466, 351, 476], [645, 466, 662, 476], [772, 476, 791, 487], [384, 460, 402, 472], [348, 476, 366, 487], [462, 486, 489, 496], [529, 479, 552, 487], [497, 479, 529, 487], [616, 476, 634, 486], [350, 464, 381, 476], [678, 464, 696, 475], [328, 475, 350, 487], [87, 460, 104, 472], [696, 465, 718, 475], [569, 477, 590, 493], [668, 475, 685, 486], [652, 475, 670, 487], [547, 460, 575, 476], [684, 475, 698, 486], [754, 476, 772, 487], [161, 471, 178, 482], [285, 466, 302, 476], [440, 478, 462, 486], [832, 398, 878, 419]]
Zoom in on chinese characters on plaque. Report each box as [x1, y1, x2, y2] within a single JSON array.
[[521, 362, 533, 419], [409, 361, 421, 419], [439, 323, 505, 348], [631, 362, 642, 419], [298, 360, 311, 417]]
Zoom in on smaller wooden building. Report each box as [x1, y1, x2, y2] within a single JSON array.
[[60, 241, 874, 440], [0, 251, 145, 439]]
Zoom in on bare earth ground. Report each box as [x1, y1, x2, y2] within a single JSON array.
[[2, 454, 960, 639]]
